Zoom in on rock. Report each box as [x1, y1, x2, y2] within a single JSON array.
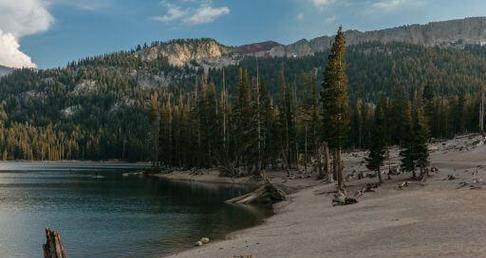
[[398, 181, 409, 190], [280, 17, 486, 58]]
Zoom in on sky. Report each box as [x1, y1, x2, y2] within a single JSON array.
[[1, 0, 486, 69]]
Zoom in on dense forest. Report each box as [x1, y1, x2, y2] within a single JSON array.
[[0, 40, 484, 162]]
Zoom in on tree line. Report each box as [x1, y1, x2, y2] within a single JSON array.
[[0, 38, 485, 162], [148, 29, 485, 187]]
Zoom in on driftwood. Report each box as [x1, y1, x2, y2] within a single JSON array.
[[226, 181, 286, 206], [446, 174, 457, 180], [43, 228, 67, 258], [457, 181, 483, 190], [332, 191, 358, 206], [353, 183, 379, 198]]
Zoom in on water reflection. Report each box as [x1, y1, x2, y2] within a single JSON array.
[[0, 163, 271, 258]]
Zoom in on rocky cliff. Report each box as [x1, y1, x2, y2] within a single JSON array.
[[135, 38, 236, 68], [281, 17, 486, 57], [133, 17, 486, 67]]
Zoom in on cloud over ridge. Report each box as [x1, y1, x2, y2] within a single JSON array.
[[153, 0, 230, 25], [0, 0, 53, 68]]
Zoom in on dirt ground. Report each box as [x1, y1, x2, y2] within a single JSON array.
[[165, 134, 486, 258]]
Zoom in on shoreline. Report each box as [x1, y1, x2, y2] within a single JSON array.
[[152, 169, 261, 186], [149, 168, 321, 258], [164, 135, 486, 258]]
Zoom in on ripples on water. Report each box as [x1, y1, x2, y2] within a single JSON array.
[[0, 162, 270, 258]]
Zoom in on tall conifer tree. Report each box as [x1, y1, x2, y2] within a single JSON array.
[[320, 27, 350, 190], [366, 99, 387, 184]]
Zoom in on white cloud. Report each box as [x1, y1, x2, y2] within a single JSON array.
[[0, 0, 53, 68], [186, 5, 230, 25], [0, 29, 36, 68], [311, 0, 336, 8], [372, 0, 423, 12], [326, 15, 337, 23], [154, 0, 230, 25], [152, 4, 187, 22], [48, 0, 113, 11], [0, 0, 53, 37]]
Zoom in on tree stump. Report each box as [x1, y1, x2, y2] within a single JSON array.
[[43, 228, 67, 258], [226, 182, 286, 206], [332, 190, 358, 206]]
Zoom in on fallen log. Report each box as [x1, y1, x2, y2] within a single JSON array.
[[332, 191, 358, 206], [43, 228, 67, 258], [457, 181, 483, 190], [226, 182, 286, 206], [353, 183, 379, 199], [446, 174, 457, 180]]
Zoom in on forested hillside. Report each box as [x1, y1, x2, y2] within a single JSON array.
[[0, 41, 485, 161]]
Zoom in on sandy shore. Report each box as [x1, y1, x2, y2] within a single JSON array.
[[153, 169, 322, 190], [165, 135, 486, 258]]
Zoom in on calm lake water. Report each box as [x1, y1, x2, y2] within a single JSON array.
[[0, 162, 269, 258]]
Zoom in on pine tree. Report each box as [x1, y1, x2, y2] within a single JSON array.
[[399, 101, 415, 177], [412, 106, 430, 178], [320, 27, 350, 190], [230, 67, 254, 173], [278, 65, 296, 172], [400, 101, 430, 179], [298, 72, 319, 171], [391, 84, 408, 145], [148, 91, 160, 170], [366, 98, 387, 184]]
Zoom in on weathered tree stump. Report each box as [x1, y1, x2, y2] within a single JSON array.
[[332, 190, 358, 206], [226, 181, 286, 206], [43, 228, 67, 258]]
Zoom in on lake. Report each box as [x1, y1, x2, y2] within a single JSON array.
[[0, 162, 269, 258]]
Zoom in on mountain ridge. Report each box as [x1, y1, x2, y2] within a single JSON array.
[[134, 17, 486, 68], [0, 65, 13, 77]]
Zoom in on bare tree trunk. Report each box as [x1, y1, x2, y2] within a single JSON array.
[[377, 168, 383, 184], [304, 125, 308, 172], [317, 142, 332, 181], [323, 143, 331, 181], [43, 228, 67, 258], [480, 85, 484, 135], [256, 59, 262, 174], [331, 149, 336, 182], [153, 112, 160, 171], [336, 147, 344, 190]]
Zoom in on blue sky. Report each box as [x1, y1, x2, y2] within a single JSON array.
[[1, 0, 486, 68]]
